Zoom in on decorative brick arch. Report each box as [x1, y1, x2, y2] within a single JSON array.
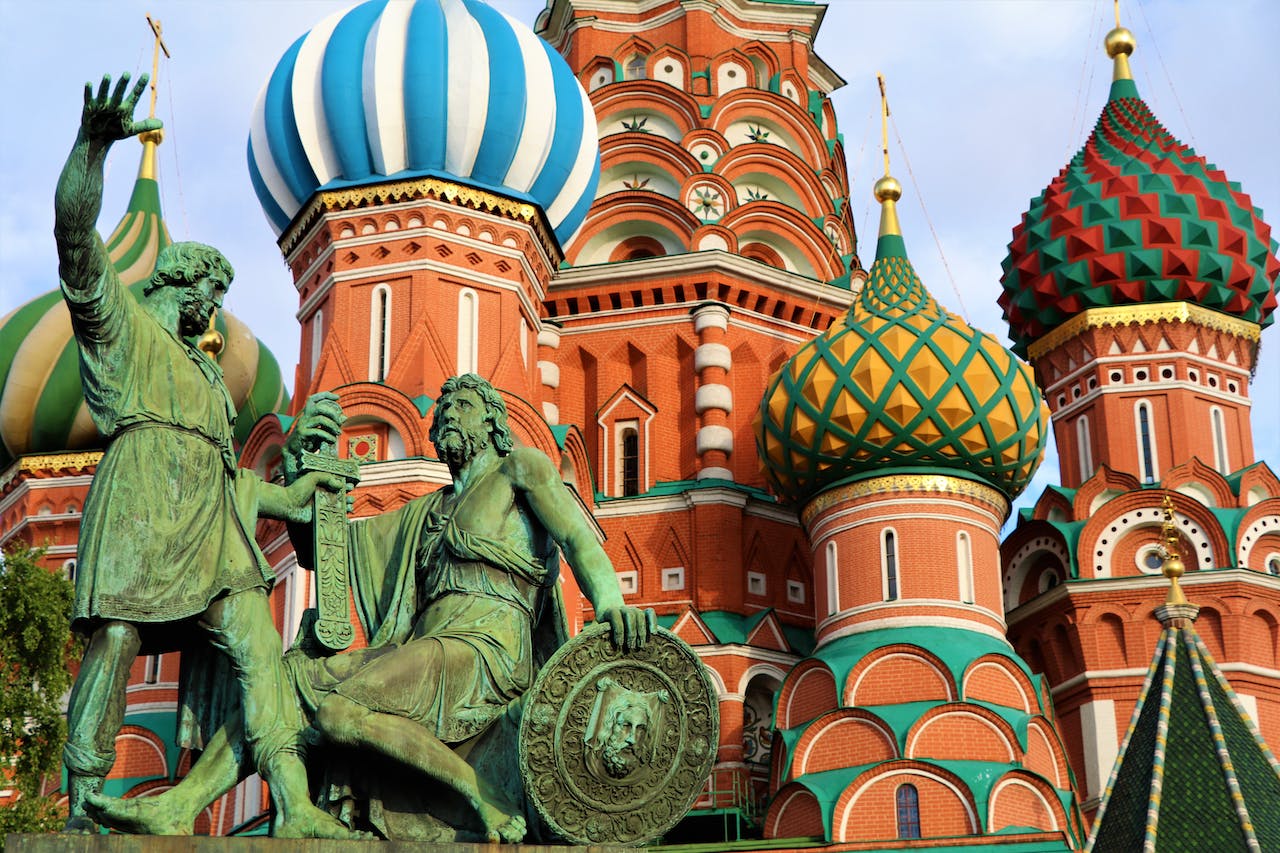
[[496, 389, 560, 460], [709, 88, 828, 167], [845, 644, 955, 707], [832, 761, 979, 842], [962, 654, 1037, 713], [765, 783, 825, 840], [1024, 717, 1072, 789], [988, 770, 1068, 833], [906, 703, 1021, 763], [1001, 524, 1071, 610], [1235, 498, 1280, 567], [238, 413, 287, 478], [790, 709, 897, 779], [332, 382, 430, 458], [591, 82, 702, 139], [1072, 465, 1141, 518], [1237, 462, 1280, 506], [107, 725, 167, 780], [1164, 457, 1235, 508], [1078, 490, 1226, 576], [719, 202, 841, 279], [778, 660, 837, 729], [716, 145, 829, 216]]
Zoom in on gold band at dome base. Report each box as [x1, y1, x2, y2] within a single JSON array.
[[801, 473, 1008, 527], [1026, 302, 1262, 360], [280, 177, 556, 259]]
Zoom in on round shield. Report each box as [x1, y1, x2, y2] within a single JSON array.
[[519, 623, 719, 845]]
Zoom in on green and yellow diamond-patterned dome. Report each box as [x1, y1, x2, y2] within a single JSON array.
[[0, 137, 289, 469], [755, 177, 1049, 506]]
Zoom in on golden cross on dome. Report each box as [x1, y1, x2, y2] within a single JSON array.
[[876, 72, 891, 178], [146, 13, 170, 121]]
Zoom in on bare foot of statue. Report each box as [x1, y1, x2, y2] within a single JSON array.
[[273, 802, 374, 840], [85, 791, 193, 835], [475, 780, 527, 844]]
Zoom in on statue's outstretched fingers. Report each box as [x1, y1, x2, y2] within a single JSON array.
[[129, 74, 150, 105], [95, 74, 112, 104], [111, 73, 131, 106]]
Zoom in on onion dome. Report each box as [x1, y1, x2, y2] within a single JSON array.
[[0, 139, 289, 467], [1000, 26, 1279, 357], [248, 0, 601, 248], [756, 176, 1048, 506]]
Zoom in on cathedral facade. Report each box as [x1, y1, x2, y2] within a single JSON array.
[[1, 0, 1276, 847]]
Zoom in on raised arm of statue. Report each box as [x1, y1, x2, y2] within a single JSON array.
[[508, 446, 656, 650], [54, 73, 162, 295]]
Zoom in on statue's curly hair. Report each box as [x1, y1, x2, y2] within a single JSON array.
[[143, 242, 234, 296], [429, 373, 515, 456]]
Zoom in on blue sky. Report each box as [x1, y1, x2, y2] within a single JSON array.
[[1, 0, 1276, 519]]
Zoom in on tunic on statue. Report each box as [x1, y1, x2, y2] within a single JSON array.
[[63, 255, 268, 641], [289, 488, 564, 743]]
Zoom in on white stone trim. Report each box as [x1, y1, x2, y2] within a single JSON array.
[[694, 383, 732, 414], [694, 342, 732, 372], [537, 360, 560, 388], [696, 425, 733, 454]]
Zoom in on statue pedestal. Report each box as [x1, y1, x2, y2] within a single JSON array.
[[5, 835, 638, 852]]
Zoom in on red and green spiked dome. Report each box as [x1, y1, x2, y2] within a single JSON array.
[[755, 177, 1049, 506], [1000, 27, 1279, 357], [0, 138, 289, 468]]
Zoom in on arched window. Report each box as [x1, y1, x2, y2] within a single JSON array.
[[1135, 401, 1157, 484], [620, 426, 640, 496], [1267, 556, 1280, 577], [625, 54, 646, 80], [957, 531, 974, 604], [826, 541, 839, 616], [896, 783, 921, 839], [369, 286, 391, 382], [883, 529, 900, 601], [310, 308, 324, 375], [1210, 407, 1229, 474], [1076, 415, 1093, 480], [457, 288, 479, 375]]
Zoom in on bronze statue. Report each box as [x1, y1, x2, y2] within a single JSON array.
[[55, 72, 359, 839], [89, 375, 655, 842]]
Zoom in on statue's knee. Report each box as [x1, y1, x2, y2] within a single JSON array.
[[314, 695, 359, 742], [97, 621, 140, 654]]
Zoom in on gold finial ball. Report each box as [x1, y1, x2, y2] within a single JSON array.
[[873, 175, 902, 203], [1105, 26, 1136, 58], [1163, 553, 1185, 581], [197, 328, 225, 359], [138, 128, 165, 146]]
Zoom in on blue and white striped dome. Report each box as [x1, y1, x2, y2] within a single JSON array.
[[248, 0, 601, 248]]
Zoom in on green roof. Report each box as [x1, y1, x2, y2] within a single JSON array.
[[1089, 615, 1280, 851]]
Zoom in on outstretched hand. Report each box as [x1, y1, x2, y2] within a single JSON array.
[[81, 73, 162, 147], [597, 606, 658, 652]]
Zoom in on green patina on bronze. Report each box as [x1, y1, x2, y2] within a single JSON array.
[[299, 443, 360, 651], [521, 623, 719, 845], [56, 72, 359, 841], [89, 375, 661, 845]]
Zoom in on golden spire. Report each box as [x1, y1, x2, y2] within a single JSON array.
[[1159, 494, 1189, 606], [1104, 0, 1136, 82], [872, 72, 902, 238], [137, 13, 169, 179]]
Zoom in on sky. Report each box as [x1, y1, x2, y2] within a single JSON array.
[[1, 0, 1277, 521]]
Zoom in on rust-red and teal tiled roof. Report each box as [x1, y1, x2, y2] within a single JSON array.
[[755, 231, 1048, 506], [1087, 606, 1280, 852], [1000, 77, 1279, 358], [0, 142, 289, 468]]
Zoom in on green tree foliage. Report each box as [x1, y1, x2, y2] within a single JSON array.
[[0, 544, 81, 833]]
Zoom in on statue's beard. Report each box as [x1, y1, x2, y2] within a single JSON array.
[[436, 427, 486, 468], [600, 742, 639, 778], [178, 292, 208, 337]]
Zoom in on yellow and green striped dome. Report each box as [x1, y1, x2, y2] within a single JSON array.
[[0, 141, 289, 468], [756, 201, 1048, 506]]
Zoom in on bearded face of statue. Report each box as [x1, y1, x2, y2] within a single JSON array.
[[433, 387, 492, 468], [599, 703, 650, 779]]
